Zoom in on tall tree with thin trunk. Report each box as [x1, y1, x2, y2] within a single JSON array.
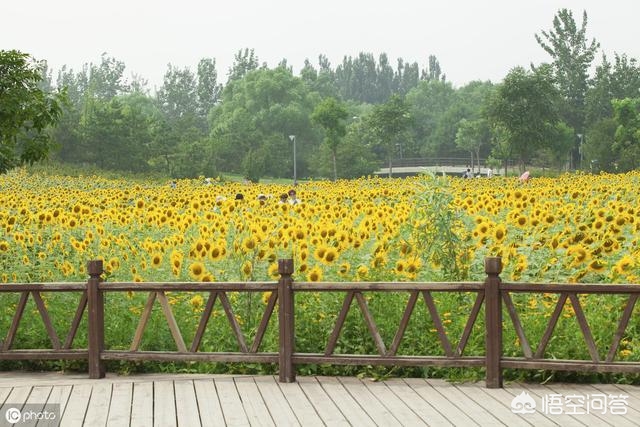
[[196, 58, 222, 120], [369, 94, 412, 177], [311, 97, 348, 181], [536, 9, 599, 167], [485, 66, 562, 172], [455, 118, 490, 173]]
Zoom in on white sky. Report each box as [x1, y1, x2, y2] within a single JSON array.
[[2, 1, 639, 91]]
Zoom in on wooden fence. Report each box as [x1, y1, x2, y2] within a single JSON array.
[[1, 257, 639, 388]]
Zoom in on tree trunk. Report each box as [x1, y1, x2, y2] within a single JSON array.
[[332, 150, 338, 182], [164, 154, 172, 176]]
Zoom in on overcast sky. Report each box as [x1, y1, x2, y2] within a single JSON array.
[[3, 1, 639, 90]]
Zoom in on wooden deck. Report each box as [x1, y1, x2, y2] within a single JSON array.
[[1, 372, 639, 426]]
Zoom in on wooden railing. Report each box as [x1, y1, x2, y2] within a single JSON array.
[[1, 258, 639, 388]]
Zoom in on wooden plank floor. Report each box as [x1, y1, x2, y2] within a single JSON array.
[[0, 372, 639, 426]]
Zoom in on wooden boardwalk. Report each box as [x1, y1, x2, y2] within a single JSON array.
[[0, 372, 639, 426]]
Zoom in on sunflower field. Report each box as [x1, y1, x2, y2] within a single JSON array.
[[1, 168, 639, 380]]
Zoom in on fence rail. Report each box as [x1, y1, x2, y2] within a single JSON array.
[[385, 157, 481, 168], [383, 157, 518, 168], [1, 257, 639, 388]]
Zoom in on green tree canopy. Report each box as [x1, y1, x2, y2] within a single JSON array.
[[210, 66, 316, 181], [368, 94, 412, 177], [196, 58, 222, 119], [486, 66, 563, 171], [584, 118, 617, 172], [80, 94, 154, 171], [405, 79, 455, 157], [536, 9, 599, 167], [586, 54, 640, 124], [0, 50, 66, 173], [455, 118, 490, 173], [612, 97, 640, 171], [311, 97, 349, 181], [152, 64, 206, 176], [227, 48, 260, 83]]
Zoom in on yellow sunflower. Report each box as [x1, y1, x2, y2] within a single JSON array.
[[188, 262, 206, 280], [613, 255, 635, 276], [306, 265, 323, 282]]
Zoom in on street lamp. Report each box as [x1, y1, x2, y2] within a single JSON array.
[[577, 133, 584, 170], [289, 135, 297, 185], [395, 142, 403, 160]]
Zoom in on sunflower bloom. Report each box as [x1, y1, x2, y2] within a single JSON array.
[[241, 260, 253, 278], [189, 262, 205, 280], [190, 294, 204, 311], [307, 266, 323, 282], [613, 255, 635, 276]]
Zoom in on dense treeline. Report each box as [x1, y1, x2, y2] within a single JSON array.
[[45, 48, 450, 180], [3, 9, 640, 179]]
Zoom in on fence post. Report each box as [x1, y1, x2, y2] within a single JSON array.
[[484, 256, 503, 388], [87, 260, 105, 379], [278, 259, 295, 382]]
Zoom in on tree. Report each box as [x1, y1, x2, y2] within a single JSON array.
[[455, 118, 490, 173], [52, 56, 151, 169], [308, 127, 378, 179], [53, 66, 87, 164], [300, 56, 339, 99], [451, 81, 496, 163], [80, 95, 152, 171], [300, 59, 318, 85], [584, 118, 617, 172], [210, 66, 316, 181], [311, 97, 348, 180], [196, 58, 222, 119], [612, 98, 640, 171], [0, 50, 66, 173], [152, 64, 204, 176], [376, 53, 395, 101], [586, 54, 640, 139], [405, 79, 456, 157], [485, 66, 562, 172], [227, 48, 260, 82], [86, 53, 129, 100], [536, 9, 599, 167], [157, 65, 198, 121], [118, 93, 156, 170], [368, 94, 411, 177], [536, 122, 575, 171], [488, 125, 513, 176], [422, 55, 445, 81], [394, 58, 421, 96], [335, 53, 378, 103]]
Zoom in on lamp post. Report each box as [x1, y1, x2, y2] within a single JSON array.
[[395, 142, 403, 160], [577, 133, 584, 170], [289, 135, 297, 185]]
